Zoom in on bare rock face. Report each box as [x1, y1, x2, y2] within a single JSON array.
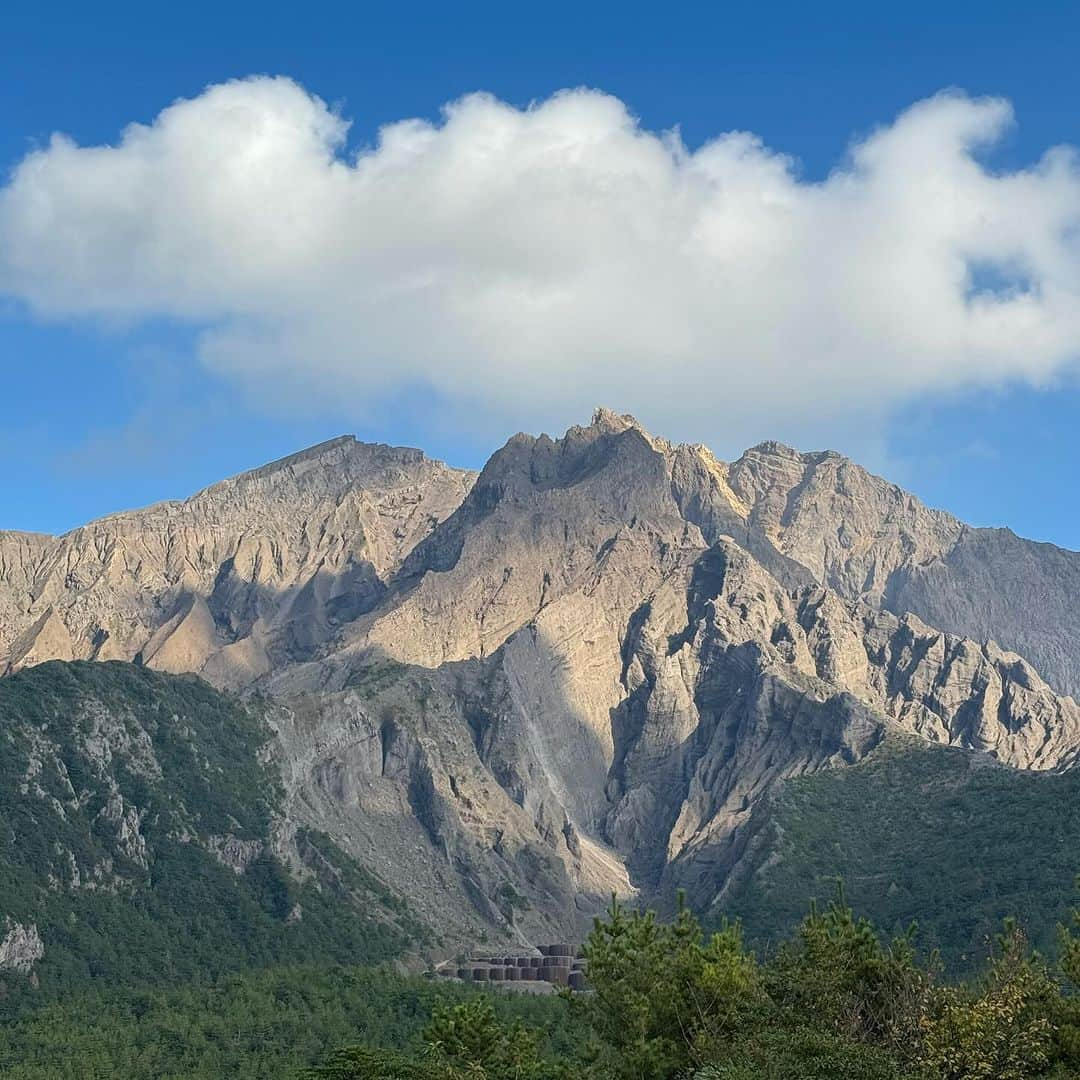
[[270, 671, 634, 942], [0, 438, 475, 687], [727, 441, 1080, 699], [601, 542, 889, 907], [726, 442, 964, 602], [886, 528, 1080, 702], [207, 835, 265, 874], [5, 410, 1080, 939], [0, 921, 44, 973], [359, 412, 703, 667]]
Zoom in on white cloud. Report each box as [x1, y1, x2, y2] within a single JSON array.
[[2, 76, 1080, 449]]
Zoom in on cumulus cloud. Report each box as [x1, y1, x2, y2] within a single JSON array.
[[2, 76, 1080, 447]]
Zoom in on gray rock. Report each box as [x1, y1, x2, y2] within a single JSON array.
[[0, 438, 475, 687], [0, 921, 44, 973], [5, 410, 1080, 938], [727, 441, 1080, 699]]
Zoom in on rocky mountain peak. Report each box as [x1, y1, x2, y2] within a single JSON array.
[[5, 413, 1080, 944], [197, 431, 357, 480], [590, 406, 641, 432], [0, 436, 476, 685], [739, 439, 806, 460]]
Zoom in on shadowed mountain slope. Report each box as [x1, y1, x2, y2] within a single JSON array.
[[3, 410, 1080, 952]]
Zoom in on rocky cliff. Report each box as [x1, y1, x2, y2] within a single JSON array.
[[725, 440, 1080, 699], [0, 437, 474, 687], [3, 410, 1080, 947]]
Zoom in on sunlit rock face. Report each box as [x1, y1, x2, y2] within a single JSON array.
[[0, 436, 476, 687], [5, 409, 1080, 938]]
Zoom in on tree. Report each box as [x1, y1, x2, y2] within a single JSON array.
[[767, 887, 935, 1057], [424, 997, 561, 1079], [1053, 884, 1080, 1067], [301, 1045, 445, 1079], [582, 894, 763, 1079], [920, 921, 1056, 1080]]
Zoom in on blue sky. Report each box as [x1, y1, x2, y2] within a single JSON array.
[[2, 0, 1080, 545]]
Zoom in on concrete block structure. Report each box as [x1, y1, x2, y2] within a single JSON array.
[[434, 942, 590, 992]]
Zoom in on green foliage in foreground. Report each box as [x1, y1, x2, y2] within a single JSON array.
[[724, 737, 1080, 973], [0, 964, 575, 1079], [5, 891, 1080, 1079], [305, 892, 1080, 1080]]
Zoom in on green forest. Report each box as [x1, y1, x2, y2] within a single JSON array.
[[4, 891, 1080, 1078], [0, 662, 425, 1011], [725, 737, 1080, 973]]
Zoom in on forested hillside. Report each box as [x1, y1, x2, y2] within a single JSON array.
[[0, 965, 576, 1079], [0, 661, 425, 1010], [5, 894, 1080, 1079], [724, 738, 1080, 972]]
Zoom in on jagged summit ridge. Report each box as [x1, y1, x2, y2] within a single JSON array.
[[590, 406, 640, 431], [3, 409, 1079, 695], [0, 435, 476, 684], [5, 411, 1080, 941]]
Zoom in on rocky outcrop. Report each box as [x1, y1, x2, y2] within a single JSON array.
[[0, 921, 44, 974], [887, 527, 1080, 702], [270, 670, 634, 942], [0, 438, 475, 687], [726, 442, 964, 603], [207, 835, 265, 874], [726, 441, 1080, 699], [4, 410, 1080, 940]]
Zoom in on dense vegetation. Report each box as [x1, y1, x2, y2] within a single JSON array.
[[724, 737, 1080, 972], [5, 892, 1080, 1078], [305, 892, 1080, 1079], [0, 661, 423, 1011], [0, 964, 576, 1079]]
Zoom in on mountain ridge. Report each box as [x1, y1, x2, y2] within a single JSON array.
[[3, 410, 1080, 955]]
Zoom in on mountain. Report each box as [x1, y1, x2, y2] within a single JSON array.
[[3, 409, 1080, 975], [0, 660, 426, 1005], [0, 437, 474, 686], [725, 440, 1080, 700]]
